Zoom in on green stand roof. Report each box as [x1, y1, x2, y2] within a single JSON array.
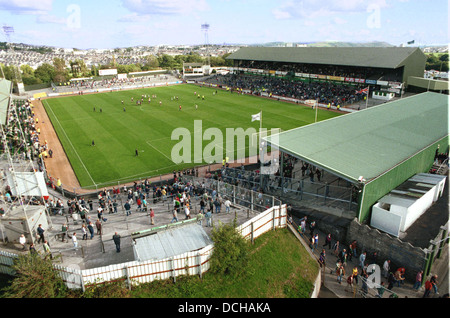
[[265, 92, 449, 183]]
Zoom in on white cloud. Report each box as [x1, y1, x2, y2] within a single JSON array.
[[272, 0, 389, 20], [118, 12, 152, 22], [36, 14, 66, 25], [0, 0, 53, 15], [121, 0, 210, 16]]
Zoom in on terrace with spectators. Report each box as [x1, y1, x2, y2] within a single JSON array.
[[205, 74, 368, 107]]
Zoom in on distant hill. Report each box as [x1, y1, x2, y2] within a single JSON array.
[[307, 41, 394, 47], [250, 41, 394, 48]]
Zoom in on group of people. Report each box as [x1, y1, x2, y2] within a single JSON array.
[[293, 215, 444, 298], [0, 99, 49, 164], [206, 74, 368, 107]]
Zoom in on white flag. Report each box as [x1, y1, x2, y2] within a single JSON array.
[[252, 112, 261, 122]]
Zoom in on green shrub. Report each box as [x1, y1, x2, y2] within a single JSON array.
[[2, 254, 68, 298], [209, 218, 250, 277]]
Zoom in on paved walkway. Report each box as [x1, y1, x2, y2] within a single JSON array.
[[289, 218, 447, 299], [1, 173, 447, 298]]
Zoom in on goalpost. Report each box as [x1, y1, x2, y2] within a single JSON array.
[[304, 99, 320, 123]]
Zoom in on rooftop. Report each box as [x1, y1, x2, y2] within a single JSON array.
[[265, 92, 449, 183], [227, 46, 424, 69]]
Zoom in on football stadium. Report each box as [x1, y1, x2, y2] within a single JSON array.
[[0, 45, 448, 299]]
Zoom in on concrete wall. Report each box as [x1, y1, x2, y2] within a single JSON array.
[[346, 218, 427, 281]]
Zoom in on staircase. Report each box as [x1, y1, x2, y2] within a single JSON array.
[[431, 158, 449, 175]]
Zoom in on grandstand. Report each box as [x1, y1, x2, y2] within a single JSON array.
[[220, 47, 426, 104], [264, 91, 449, 223], [226, 47, 426, 89]]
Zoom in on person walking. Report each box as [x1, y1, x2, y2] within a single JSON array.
[[72, 233, 78, 248], [350, 240, 358, 258], [87, 222, 95, 240], [423, 279, 433, 298], [323, 233, 332, 249], [19, 234, 26, 250], [383, 259, 390, 278], [359, 252, 367, 270], [224, 198, 231, 213], [95, 219, 102, 235], [309, 220, 316, 236], [171, 209, 178, 223], [413, 270, 423, 291], [310, 235, 316, 252], [124, 200, 131, 216], [113, 232, 121, 253], [185, 205, 191, 219], [29, 243, 37, 255], [149, 208, 155, 225], [300, 217, 307, 236], [61, 223, 69, 242], [43, 241, 53, 260], [332, 240, 340, 257], [37, 224, 45, 244], [430, 274, 439, 295], [81, 224, 88, 240], [340, 248, 348, 266], [352, 266, 359, 285], [337, 263, 345, 284], [205, 210, 212, 227]]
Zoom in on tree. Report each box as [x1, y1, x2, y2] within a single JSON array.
[[2, 254, 69, 298], [209, 218, 250, 277], [426, 53, 449, 72], [70, 59, 89, 78], [143, 55, 159, 70], [221, 53, 234, 67], [157, 54, 176, 69], [34, 63, 55, 83], [53, 57, 69, 83]]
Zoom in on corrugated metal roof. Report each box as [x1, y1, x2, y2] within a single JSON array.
[[133, 222, 212, 262], [377, 173, 447, 208], [265, 92, 449, 183], [227, 47, 423, 69], [0, 78, 12, 126]]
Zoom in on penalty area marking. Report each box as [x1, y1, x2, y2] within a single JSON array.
[[146, 140, 172, 161]]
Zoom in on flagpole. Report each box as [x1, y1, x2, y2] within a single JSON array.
[[315, 100, 318, 123], [366, 85, 370, 109], [260, 110, 263, 190]]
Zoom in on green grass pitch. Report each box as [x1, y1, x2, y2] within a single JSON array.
[[43, 84, 341, 188]]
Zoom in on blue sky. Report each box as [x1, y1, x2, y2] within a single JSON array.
[[0, 0, 448, 49]]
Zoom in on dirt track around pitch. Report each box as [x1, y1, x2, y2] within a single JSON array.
[[33, 98, 82, 192]]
